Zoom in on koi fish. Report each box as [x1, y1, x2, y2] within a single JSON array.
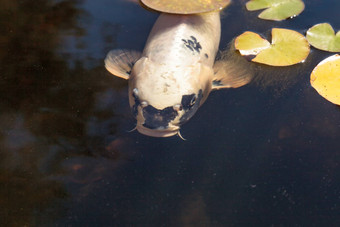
[[105, 11, 251, 137]]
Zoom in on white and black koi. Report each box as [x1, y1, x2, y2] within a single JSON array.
[[105, 11, 252, 137]]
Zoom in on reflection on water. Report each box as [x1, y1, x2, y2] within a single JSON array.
[[0, 0, 134, 225], [1, 0, 340, 226], [0, 0, 77, 225]]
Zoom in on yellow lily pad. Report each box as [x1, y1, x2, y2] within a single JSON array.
[[246, 0, 305, 21], [306, 23, 340, 52], [141, 0, 231, 14], [235, 28, 310, 66], [310, 54, 340, 105], [235, 31, 271, 55]]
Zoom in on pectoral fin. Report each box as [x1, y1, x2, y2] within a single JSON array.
[[212, 59, 254, 89], [104, 49, 141, 80]]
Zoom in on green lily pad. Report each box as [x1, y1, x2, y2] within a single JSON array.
[[306, 23, 340, 52], [141, 0, 231, 14], [246, 0, 305, 21], [235, 28, 310, 66]]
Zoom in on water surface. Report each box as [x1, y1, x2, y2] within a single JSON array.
[[1, 0, 340, 226]]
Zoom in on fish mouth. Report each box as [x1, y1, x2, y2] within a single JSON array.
[[136, 125, 179, 137]]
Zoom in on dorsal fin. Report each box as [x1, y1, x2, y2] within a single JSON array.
[[104, 49, 142, 80]]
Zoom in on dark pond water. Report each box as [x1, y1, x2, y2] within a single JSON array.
[[2, 0, 340, 226]]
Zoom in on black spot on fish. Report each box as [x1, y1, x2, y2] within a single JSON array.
[[204, 53, 209, 58], [180, 90, 203, 124], [190, 36, 197, 42], [182, 36, 202, 54], [196, 42, 202, 52], [142, 105, 178, 129], [186, 45, 194, 52]]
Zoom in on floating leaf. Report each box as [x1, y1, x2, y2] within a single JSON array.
[[246, 0, 305, 21], [306, 23, 340, 52], [141, 0, 231, 14], [235, 31, 270, 56], [311, 54, 340, 105], [235, 28, 310, 66]]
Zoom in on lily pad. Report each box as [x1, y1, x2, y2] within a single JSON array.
[[311, 54, 340, 105], [234, 31, 271, 56], [246, 0, 305, 21], [235, 28, 310, 66], [141, 0, 230, 14], [306, 23, 340, 52]]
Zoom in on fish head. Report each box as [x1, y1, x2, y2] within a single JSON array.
[[128, 57, 212, 137]]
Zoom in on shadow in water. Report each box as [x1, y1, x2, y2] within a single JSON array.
[[0, 0, 135, 225]]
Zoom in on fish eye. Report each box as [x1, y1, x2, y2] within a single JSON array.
[[132, 88, 138, 98], [173, 104, 183, 111], [141, 101, 148, 108], [190, 96, 197, 106]]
